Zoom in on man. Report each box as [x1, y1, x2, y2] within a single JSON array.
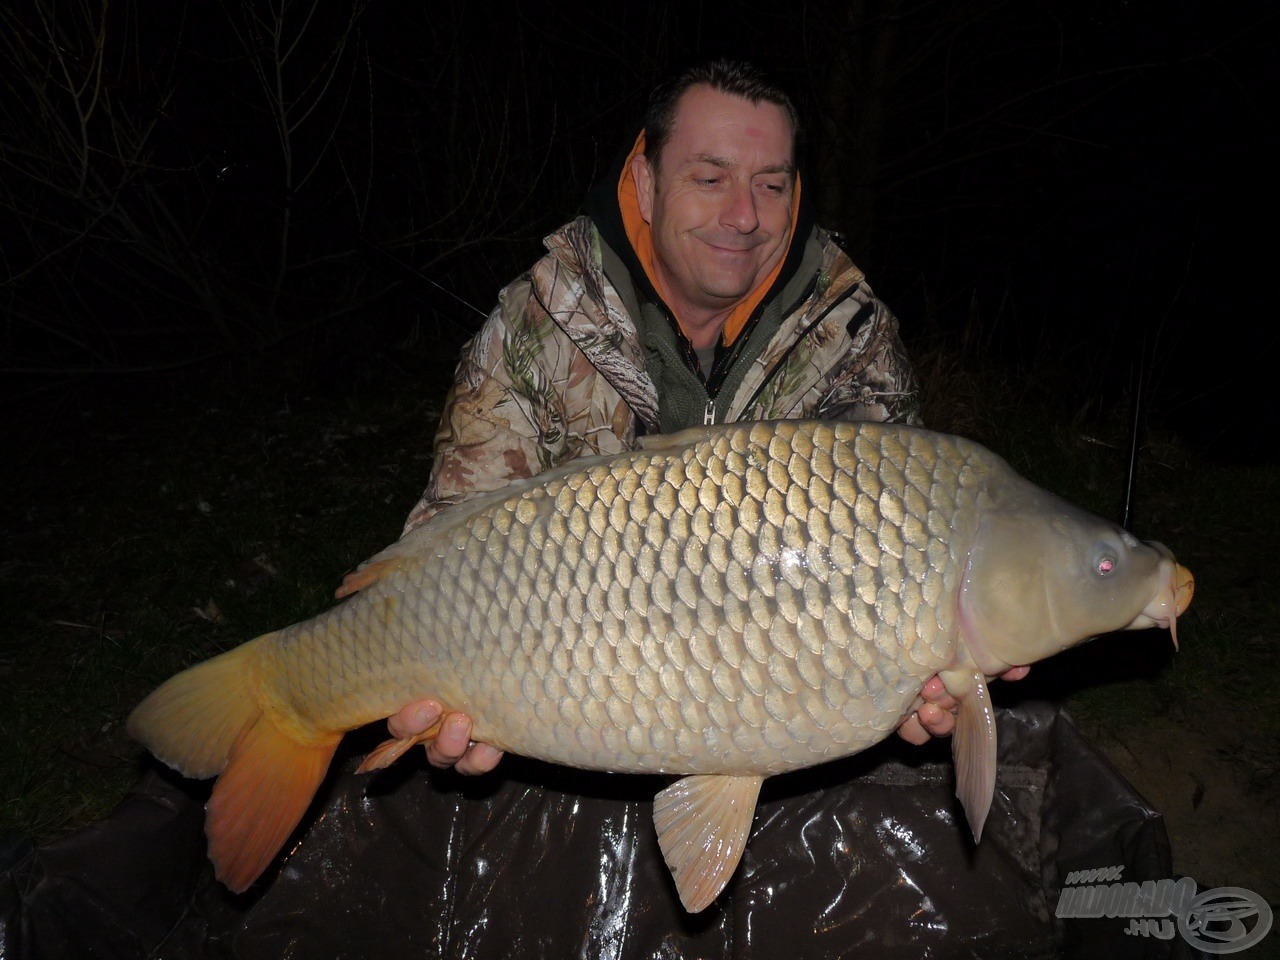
[[387, 59, 1027, 772], [364, 65, 1045, 956]]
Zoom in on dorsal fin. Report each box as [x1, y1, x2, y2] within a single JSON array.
[[637, 424, 725, 452], [334, 558, 403, 599]]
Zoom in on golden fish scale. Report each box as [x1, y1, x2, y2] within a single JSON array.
[[264, 421, 986, 776]]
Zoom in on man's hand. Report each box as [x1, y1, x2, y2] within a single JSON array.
[[391, 666, 1032, 772], [895, 666, 1031, 745], [387, 700, 504, 775]]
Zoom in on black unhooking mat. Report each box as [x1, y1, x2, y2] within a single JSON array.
[[0, 703, 1192, 959]]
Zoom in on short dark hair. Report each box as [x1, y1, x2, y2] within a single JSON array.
[[643, 59, 801, 172]]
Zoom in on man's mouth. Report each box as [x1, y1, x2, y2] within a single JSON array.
[[703, 243, 762, 260], [698, 233, 765, 254]]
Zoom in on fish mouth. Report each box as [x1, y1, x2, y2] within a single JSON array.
[[1125, 558, 1195, 650]]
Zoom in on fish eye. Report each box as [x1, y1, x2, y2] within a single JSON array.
[[1095, 553, 1117, 577]]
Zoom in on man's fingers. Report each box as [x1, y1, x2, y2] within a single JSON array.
[[896, 714, 931, 746], [454, 742, 505, 776], [915, 701, 956, 737], [425, 715, 505, 773], [387, 701, 504, 774], [897, 701, 958, 744], [918, 675, 958, 712], [896, 675, 959, 744], [388, 699, 443, 739], [426, 714, 473, 769]]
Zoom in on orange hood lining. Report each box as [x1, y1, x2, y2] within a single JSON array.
[[616, 131, 802, 347]]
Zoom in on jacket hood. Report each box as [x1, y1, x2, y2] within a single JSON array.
[[585, 127, 816, 347]]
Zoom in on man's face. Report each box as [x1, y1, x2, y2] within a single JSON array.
[[632, 85, 795, 331]]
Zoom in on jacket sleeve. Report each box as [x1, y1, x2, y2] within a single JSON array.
[[813, 285, 922, 426], [402, 278, 573, 535]]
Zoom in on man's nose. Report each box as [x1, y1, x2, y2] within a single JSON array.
[[719, 181, 760, 233]]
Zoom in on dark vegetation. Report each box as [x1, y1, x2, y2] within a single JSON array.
[[1, 0, 1276, 899]]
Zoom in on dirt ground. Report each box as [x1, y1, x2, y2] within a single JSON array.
[[1081, 707, 1280, 907]]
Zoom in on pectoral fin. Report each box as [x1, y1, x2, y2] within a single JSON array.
[[943, 668, 998, 841], [652, 774, 764, 913]]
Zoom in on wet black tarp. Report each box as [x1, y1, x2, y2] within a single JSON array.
[[0, 703, 1190, 959]]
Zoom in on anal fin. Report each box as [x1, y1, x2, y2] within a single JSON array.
[[356, 716, 445, 774], [652, 774, 764, 913]]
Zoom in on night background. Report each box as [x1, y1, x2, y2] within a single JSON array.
[[1, 0, 1277, 948], [2, 0, 1275, 455]]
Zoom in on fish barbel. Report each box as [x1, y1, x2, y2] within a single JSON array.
[[128, 419, 1193, 911]]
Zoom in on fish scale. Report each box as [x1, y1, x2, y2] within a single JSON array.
[[129, 418, 1192, 908], [266, 420, 969, 775]]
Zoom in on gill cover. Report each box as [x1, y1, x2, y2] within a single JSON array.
[[958, 482, 1173, 670]]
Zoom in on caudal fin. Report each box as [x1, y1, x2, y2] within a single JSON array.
[[127, 635, 341, 893], [205, 707, 339, 892]]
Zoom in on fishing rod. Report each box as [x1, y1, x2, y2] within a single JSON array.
[[1121, 331, 1146, 532]]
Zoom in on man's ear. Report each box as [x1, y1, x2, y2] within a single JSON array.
[[631, 153, 655, 224]]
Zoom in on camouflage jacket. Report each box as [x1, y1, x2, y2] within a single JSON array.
[[404, 216, 918, 533]]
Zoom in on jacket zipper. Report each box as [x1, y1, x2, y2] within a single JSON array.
[[707, 274, 818, 401]]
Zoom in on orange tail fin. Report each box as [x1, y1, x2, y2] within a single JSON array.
[[206, 712, 339, 892], [127, 634, 341, 893]]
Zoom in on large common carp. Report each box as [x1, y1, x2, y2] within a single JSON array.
[[129, 420, 1193, 912]]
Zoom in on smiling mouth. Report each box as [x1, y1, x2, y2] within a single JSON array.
[[697, 232, 765, 253], [703, 241, 761, 256]]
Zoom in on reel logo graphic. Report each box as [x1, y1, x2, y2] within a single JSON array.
[[1056, 867, 1272, 954], [1179, 887, 1273, 955]]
